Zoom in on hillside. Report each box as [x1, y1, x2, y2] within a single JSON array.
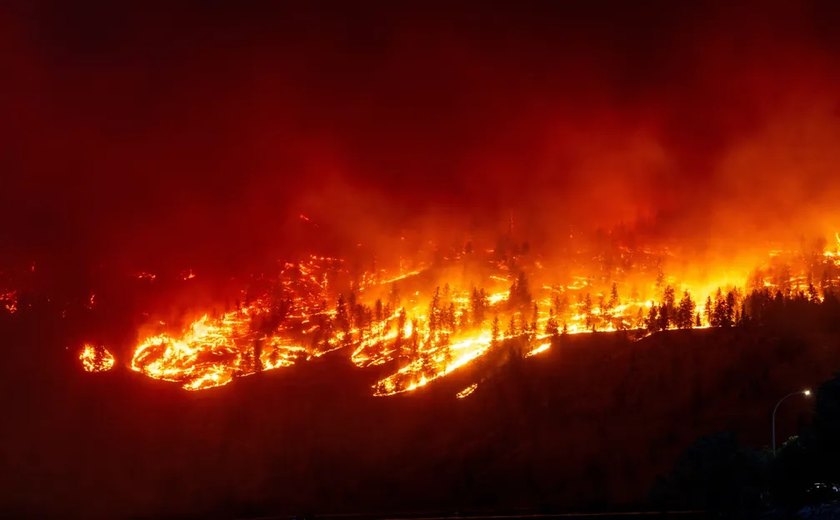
[[2, 316, 837, 518]]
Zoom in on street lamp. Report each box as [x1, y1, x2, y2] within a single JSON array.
[[772, 389, 811, 456]]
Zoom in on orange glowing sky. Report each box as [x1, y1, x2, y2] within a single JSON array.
[[0, 1, 837, 286]]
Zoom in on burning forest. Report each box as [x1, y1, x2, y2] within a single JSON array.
[[68, 230, 840, 396], [6, 1, 840, 517]]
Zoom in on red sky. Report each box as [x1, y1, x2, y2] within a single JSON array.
[[2, 1, 840, 274]]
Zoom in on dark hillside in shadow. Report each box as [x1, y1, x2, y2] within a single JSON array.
[[1, 313, 836, 518]]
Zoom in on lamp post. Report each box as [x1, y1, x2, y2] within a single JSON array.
[[772, 389, 811, 456]]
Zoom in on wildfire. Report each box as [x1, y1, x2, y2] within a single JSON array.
[[130, 307, 312, 391], [79, 344, 116, 373], [78, 233, 840, 396], [129, 257, 344, 390]]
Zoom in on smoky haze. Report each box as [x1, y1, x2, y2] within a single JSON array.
[[2, 1, 840, 279]]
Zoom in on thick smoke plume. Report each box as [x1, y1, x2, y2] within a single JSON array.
[[2, 1, 840, 279]]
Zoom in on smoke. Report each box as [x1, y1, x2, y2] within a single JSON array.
[[2, 1, 840, 277]]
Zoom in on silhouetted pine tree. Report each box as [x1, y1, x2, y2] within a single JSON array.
[[676, 291, 695, 329], [530, 302, 538, 332], [660, 285, 676, 329], [646, 304, 660, 333], [546, 308, 559, 337], [583, 293, 594, 330], [508, 271, 532, 309], [336, 294, 350, 334], [471, 287, 487, 326], [374, 298, 383, 322]]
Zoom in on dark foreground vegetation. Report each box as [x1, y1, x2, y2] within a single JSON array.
[[3, 300, 840, 519]]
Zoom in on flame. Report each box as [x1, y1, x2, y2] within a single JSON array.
[[380, 270, 422, 285], [79, 344, 115, 373], [456, 383, 478, 399], [525, 341, 551, 358], [129, 257, 342, 390], [130, 308, 309, 391], [83, 232, 840, 395]]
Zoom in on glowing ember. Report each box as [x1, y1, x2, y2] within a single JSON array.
[[456, 383, 478, 399], [1, 290, 18, 314], [79, 344, 116, 373], [525, 341, 552, 358]]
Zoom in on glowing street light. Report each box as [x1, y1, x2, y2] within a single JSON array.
[[772, 389, 811, 456]]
